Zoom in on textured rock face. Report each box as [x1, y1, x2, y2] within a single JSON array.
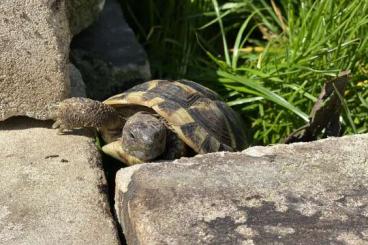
[[67, 0, 105, 35], [115, 134, 368, 244], [0, 118, 119, 244], [0, 0, 71, 121], [69, 64, 86, 97], [0, 0, 104, 121]]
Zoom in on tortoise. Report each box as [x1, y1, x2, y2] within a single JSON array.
[[52, 79, 247, 165]]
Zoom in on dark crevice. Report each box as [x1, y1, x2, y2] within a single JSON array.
[[101, 153, 127, 245]]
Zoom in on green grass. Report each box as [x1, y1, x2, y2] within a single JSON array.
[[121, 0, 368, 145], [207, 0, 368, 144]]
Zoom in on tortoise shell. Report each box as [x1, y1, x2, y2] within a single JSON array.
[[103, 79, 247, 154]]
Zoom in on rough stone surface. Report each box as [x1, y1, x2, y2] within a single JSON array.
[[67, 0, 105, 35], [0, 118, 120, 244], [0, 1, 71, 121], [0, 0, 104, 121], [115, 134, 368, 244], [71, 0, 151, 100], [69, 64, 87, 97]]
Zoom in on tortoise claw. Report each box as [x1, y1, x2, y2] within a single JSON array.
[[52, 120, 61, 129], [52, 120, 71, 135]]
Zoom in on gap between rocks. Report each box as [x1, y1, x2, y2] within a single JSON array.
[[101, 154, 127, 245]]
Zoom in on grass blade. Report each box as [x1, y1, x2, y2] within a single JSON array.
[[218, 71, 309, 121]]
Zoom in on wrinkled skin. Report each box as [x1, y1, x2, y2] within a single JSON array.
[[121, 112, 167, 161]]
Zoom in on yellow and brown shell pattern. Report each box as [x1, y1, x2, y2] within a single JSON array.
[[104, 79, 247, 154]]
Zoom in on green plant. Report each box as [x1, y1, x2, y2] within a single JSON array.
[[204, 0, 368, 144]]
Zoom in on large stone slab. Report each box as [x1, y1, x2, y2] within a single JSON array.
[[0, 0, 104, 121], [0, 118, 119, 244], [115, 134, 368, 244], [0, 1, 70, 121]]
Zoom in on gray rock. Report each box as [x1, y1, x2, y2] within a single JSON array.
[[69, 64, 87, 97], [67, 0, 105, 35], [0, 0, 104, 121], [0, 118, 120, 244], [115, 134, 368, 244], [71, 0, 151, 100], [0, 0, 71, 121]]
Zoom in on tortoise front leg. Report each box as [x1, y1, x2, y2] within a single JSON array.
[[161, 129, 191, 160], [51, 97, 125, 142]]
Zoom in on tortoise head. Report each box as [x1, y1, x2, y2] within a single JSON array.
[[102, 112, 167, 165]]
